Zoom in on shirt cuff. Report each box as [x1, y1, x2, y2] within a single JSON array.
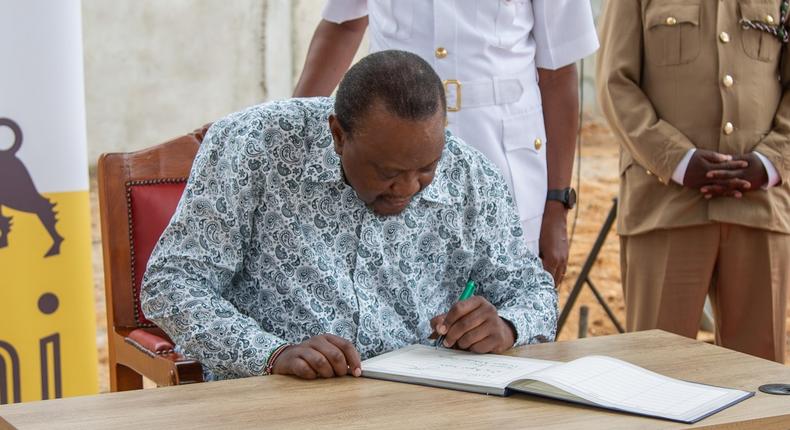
[[671, 148, 696, 185], [754, 151, 781, 189], [498, 307, 555, 346]]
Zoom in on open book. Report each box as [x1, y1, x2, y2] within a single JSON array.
[[361, 345, 753, 424]]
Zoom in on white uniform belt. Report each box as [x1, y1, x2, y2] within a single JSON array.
[[443, 72, 537, 111]]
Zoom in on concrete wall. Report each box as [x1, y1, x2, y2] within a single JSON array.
[[82, 0, 268, 163]]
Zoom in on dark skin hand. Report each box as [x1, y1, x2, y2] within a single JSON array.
[[702, 152, 768, 197], [273, 334, 363, 380], [539, 202, 568, 285], [683, 149, 750, 198], [429, 296, 516, 354]]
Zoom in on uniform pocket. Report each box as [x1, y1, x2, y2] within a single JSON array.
[[370, 0, 413, 40], [644, 4, 701, 66], [740, 1, 783, 62], [502, 109, 548, 238], [476, 0, 533, 49]]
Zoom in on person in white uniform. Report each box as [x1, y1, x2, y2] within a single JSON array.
[[293, 0, 598, 283]]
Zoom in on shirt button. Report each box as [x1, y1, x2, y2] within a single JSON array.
[[665, 16, 678, 26], [766, 14, 775, 24], [722, 75, 734, 87], [723, 122, 735, 135], [719, 32, 730, 43], [435, 47, 448, 59], [534, 138, 542, 151]]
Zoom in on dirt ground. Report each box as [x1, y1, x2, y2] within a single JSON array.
[[89, 120, 790, 393]]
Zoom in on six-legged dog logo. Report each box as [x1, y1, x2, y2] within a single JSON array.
[[0, 118, 64, 257]]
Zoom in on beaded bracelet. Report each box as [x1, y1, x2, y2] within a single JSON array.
[[263, 343, 291, 375]]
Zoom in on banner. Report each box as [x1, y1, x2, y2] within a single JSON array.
[[0, 0, 98, 403]]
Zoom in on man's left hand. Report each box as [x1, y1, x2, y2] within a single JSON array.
[[430, 296, 516, 354], [539, 202, 569, 286], [702, 152, 768, 196]]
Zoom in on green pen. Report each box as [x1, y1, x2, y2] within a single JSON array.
[[435, 280, 477, 349]]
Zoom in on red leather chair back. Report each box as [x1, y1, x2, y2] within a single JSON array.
[[128, 180, 187, 326], [98, 126, 208, 330]]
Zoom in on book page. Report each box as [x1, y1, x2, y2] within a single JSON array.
[[511, 355, 751, 422], [362, 344, 558, 390]]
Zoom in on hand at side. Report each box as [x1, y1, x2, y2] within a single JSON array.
[[539, 202, 569, 286]]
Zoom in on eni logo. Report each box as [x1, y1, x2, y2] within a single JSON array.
[[0, 118, 64, 257], [0, 292, 63, 404]]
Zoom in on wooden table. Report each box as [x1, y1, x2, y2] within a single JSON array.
[[1, 330, 789, 429]]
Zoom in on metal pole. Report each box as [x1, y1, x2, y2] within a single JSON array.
[[578, 305, 589, 338], [586, 279, 625, 333], [557, 198, 618, 333]]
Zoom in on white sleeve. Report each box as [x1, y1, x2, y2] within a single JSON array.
[[532, 0, 600, 70], [322, 0, 368, 24], [754, 151, 782, 189], [672, 149, 696, 185]]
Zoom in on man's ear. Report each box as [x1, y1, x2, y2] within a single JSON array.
[[328, 115, 347, 156]]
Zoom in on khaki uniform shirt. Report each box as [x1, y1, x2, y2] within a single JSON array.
[[597, 0, 790, 236]]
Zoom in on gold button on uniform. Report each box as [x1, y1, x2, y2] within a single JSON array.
[[646, 170, 653, 176], [723, 75, 734, 87], [435, 47, 448, 59], [666, 16, 678, 26], [723, 122, 734, 135], [766, 14, 775, 24], [719, 32, 730, 43], [534, 138, 542, 151]]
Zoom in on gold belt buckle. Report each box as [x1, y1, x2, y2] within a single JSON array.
[[443, 79, 461, 112]]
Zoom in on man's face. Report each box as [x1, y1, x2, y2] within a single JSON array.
[[330, 101, 446, 216]]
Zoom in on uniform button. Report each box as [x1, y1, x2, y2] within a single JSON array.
[[723, 122, 734, 135], [722, 75, 734, 87], [719, 32, 730, 43], [435, 47, 448, 59], [534, 138, 542, 151], [766, 14, 775, 24], [666, 16, 678, 26], [646, 170, 653, 176]]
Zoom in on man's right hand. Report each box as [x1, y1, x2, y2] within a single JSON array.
[[272, 334, 362, 379], [683, 150, 749, 198]]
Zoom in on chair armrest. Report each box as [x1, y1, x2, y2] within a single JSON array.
[[126, 328, 174, 355], [113, 329, 204, 386]]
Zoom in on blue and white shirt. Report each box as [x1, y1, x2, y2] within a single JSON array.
[[141, 97, 557, 380]]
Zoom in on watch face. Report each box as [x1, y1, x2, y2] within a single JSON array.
[[567, 188, 577, 209]]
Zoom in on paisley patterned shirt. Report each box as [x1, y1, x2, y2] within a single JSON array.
[[141, 97, 557, 380]]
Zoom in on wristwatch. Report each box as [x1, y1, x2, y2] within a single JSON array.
[[546, 188, 577, 209]]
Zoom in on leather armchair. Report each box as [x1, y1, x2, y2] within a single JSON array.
[[97, 125, 210, 391]]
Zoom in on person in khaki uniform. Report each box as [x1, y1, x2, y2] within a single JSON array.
[[597, 0, 790, 363]]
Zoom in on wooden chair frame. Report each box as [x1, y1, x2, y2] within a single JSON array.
[[97, 126, 209, 391]]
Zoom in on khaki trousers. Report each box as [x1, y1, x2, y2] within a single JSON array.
[[620, 223, 789, 363]]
